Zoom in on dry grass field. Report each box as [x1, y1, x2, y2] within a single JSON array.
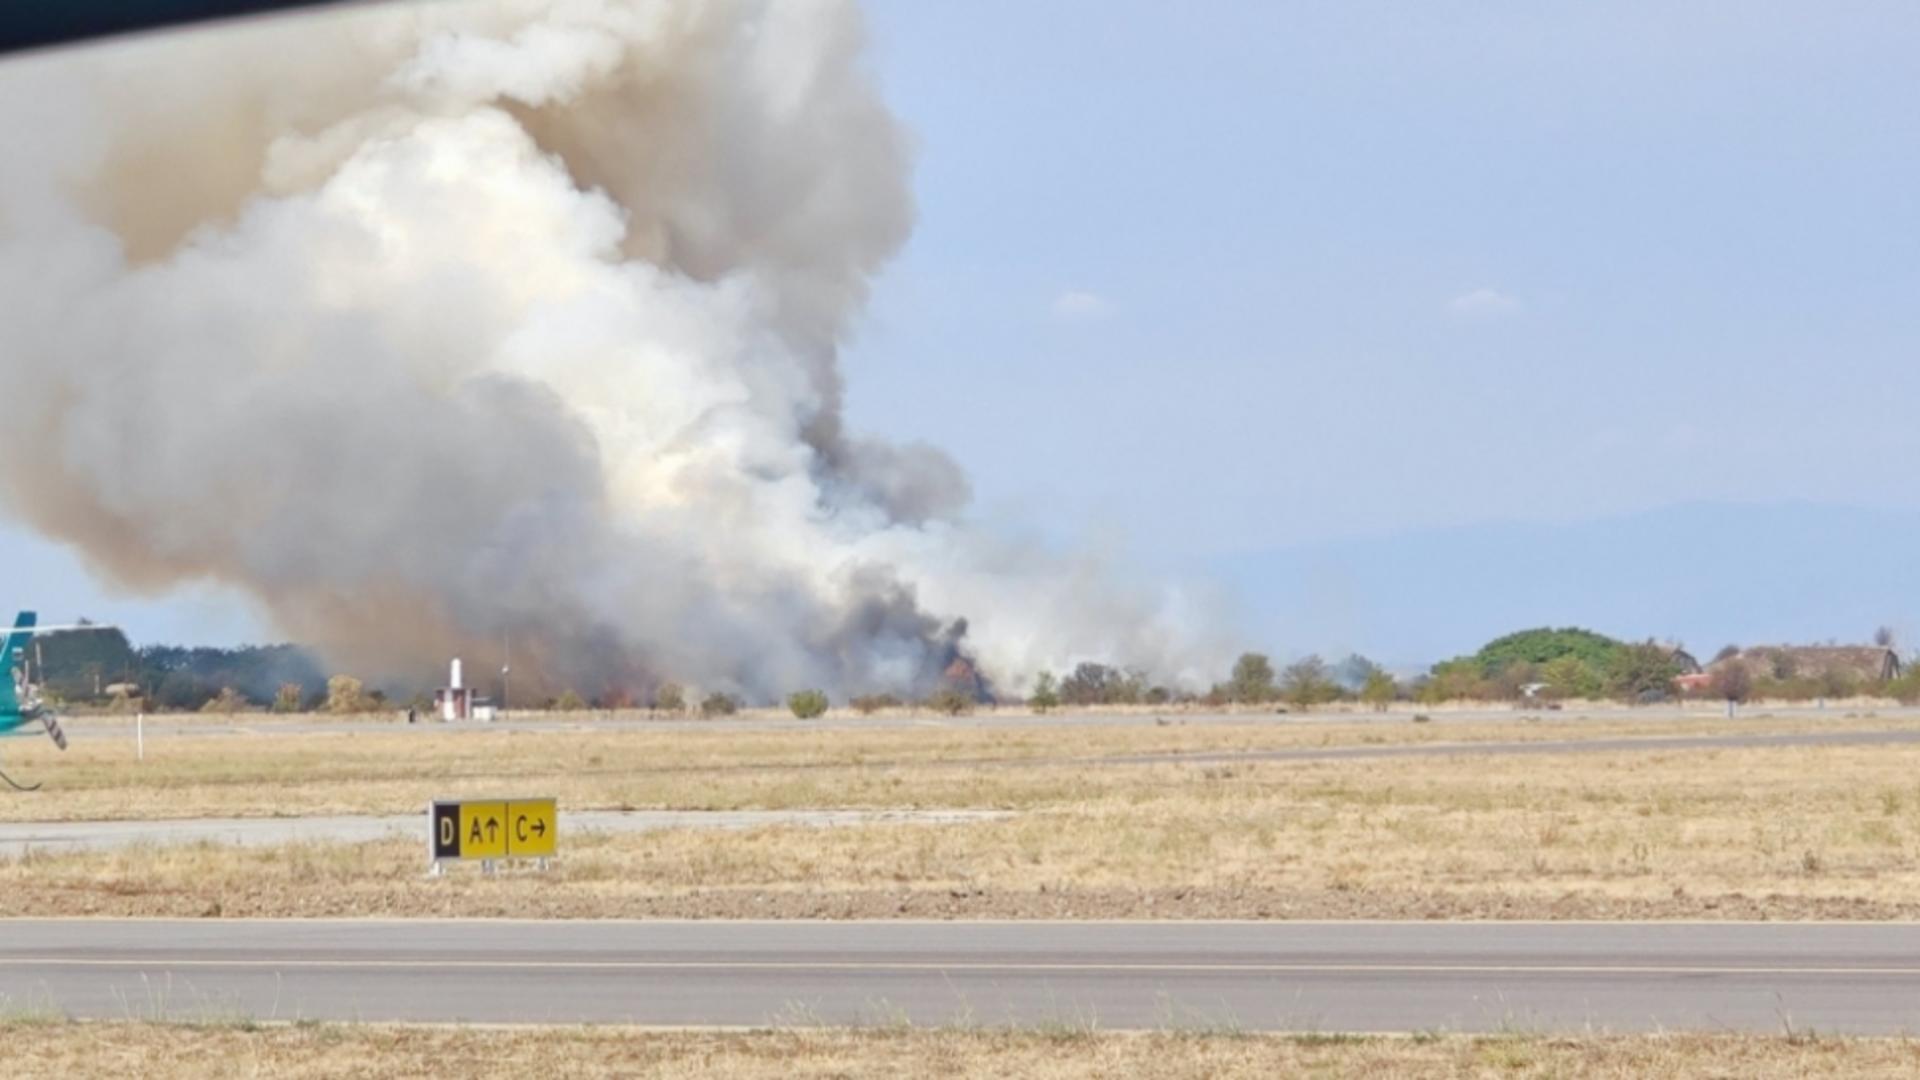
[[3, 709, 1912, 822], [7, 1022, 1920, 1079], [3, 714, 1920, 918]]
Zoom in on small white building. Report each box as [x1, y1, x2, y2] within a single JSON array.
[[435, 659, 476, 721]]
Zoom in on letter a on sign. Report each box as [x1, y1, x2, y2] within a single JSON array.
[[458, 801, 509, 859]]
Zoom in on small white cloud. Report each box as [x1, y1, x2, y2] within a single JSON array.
[[1051, 289, 1114, 323], [1447, 287, 1522, 319]]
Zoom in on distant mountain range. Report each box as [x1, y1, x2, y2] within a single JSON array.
[[1209, 501, 1920, 669]]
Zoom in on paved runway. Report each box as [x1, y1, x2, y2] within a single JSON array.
[[1102, 726, 1920, 767], [2, 920, 1918, 1033], [87, 704, 1920, 738], [64, 718, 1920, 780], [0, 809, 1008, 858]]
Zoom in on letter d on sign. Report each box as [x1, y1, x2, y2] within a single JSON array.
[[431, 802, 461, 860]]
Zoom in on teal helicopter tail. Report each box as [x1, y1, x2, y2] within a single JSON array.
[[0, 611, 35, 719], [0, 611, 62, 790]]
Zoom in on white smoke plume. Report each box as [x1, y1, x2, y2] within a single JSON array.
[[0, 0, 1224, 701]]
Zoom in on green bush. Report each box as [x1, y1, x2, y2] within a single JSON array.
[[1540, 656, 1602, 700], [787, 689, 829, 720], [325, 675, 370, 714], [1890, 671, 1920, 706], [1416, 660, 1497, 703], [699, 692, 739, 718], [652, 682, 686, 713], [200, 687, 247, 714], [1475, 627, 1627, 672], [1058, 663, 1146, 706], [850, 693, 902, 715], [925, 686, 974, 716], [1423, 627, 1638, 702], [1281, 656, 1341, 708], [1602, 641, 1684, 702], [1228, 653, 1276, 704], [1360, 669, 1398, 710], [1028, 672, 1060, 713]]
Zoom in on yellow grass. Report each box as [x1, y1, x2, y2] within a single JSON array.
[[6, 1023, 1920, 1079], [3, 709, 1913, 822], [8, 735, 1920, 918]]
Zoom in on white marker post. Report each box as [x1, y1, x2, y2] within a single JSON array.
[[136, 711, 144, 762]]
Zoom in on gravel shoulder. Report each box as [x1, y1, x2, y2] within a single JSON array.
[[5, 1024, 1918, 1079]]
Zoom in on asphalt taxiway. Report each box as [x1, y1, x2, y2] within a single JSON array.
[[2, 920, 1916, 1033], [0, 809, 1008, 858]]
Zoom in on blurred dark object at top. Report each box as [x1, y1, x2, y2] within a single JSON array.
[[0, 2, 360, 55]]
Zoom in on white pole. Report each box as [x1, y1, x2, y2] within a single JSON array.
[[136, 711, 144, 762]]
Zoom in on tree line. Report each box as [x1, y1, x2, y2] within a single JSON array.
[[26, 627, 329, 713], [27, 622, 1920, 717]]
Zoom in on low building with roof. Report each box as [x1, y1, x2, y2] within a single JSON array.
[[1709, 645, 1902, 685]]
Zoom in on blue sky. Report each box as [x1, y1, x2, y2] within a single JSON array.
[[10, 2, 1920, 657], [846, 1, 1920, 551]]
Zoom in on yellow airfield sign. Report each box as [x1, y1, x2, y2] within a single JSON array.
[[458, 801, 509, 859], [507, 798, 558, 858], [431, 797, 557, 866]]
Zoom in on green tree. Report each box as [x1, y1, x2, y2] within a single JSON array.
[[1281, 655, 1339, 709], [134, 643, 324, 711], [1028, 671, 1060, 713], [1493, 660, 1542, 701], [1422, 630, 1634, 702], [553, 689, 587, 712], [1418, 659, 1494, 703], [1228, 653, 1277, 704], [699, 691, 739, 718], [787, 689, 829, 719], [926, 686, 974, 716], [1605, 641, 1683, 702], [325, 675, 369, 714], [1360, 669, 1397, 711], [1059, 663, 1125, 706], [1468, 627, 1627, 677], [1818, 668, 1858, 699], [652, 682, 686, 714], [1540, 656, 1602, 700], [34, 624, 138, 703]]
